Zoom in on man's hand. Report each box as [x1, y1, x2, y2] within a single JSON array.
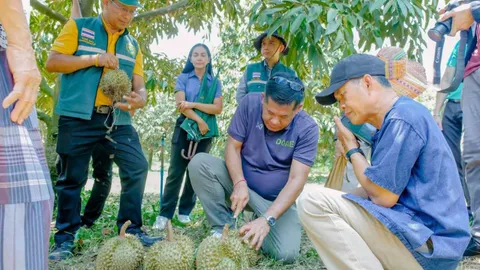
[[434, 114, 443, 130], [115, 92, 146, 112], [230, 181, 249, 218], [3, 46, 41, 124], [440, 3, 474, 36], [239, 217, 271, 251], [334, 116, 359, 153], [98, 53, 119, 69], [334, 139, 346, 159]]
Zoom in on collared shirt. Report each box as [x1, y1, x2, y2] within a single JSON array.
[[174, 70, 222, 102], [344, 96, 470, 270], [228, 93, 319, 201], [51, 17, 144, 106], [0, 24, 6, 50]]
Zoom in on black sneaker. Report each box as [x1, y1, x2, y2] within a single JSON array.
[[464, 238, 480, 257], [48, 241, 74, 261], [132, 231, 163, 247]]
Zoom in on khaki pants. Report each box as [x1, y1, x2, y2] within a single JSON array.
[[297, 185, 422, 270]]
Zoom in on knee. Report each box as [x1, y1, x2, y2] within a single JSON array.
[[297, 185, 334, 223], [187, 153, 211, 176]]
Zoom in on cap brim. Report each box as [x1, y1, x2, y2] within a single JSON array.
[[315, 80, 347, 105], [118, 0, 143, 8]]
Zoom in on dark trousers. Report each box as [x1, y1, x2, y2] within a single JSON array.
[[159, 117, 212, 219], [81, 144, 114, 227], [54, 113, 148, 244], [442, 100, 471, 206]]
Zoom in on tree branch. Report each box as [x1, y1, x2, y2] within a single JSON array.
[[133, 0, 191, 22], [40, 78, 54, 97], [30, 0, 67, 24], [36, 110, 52, 127]]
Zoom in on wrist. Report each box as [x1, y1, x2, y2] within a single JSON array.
[[233, 179, 247, 187], [346, 147, 365, 162]]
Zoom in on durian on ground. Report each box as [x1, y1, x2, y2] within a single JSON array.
[[95, 220, 144, 270]]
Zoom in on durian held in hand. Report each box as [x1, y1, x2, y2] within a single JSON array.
[[99, 69, 132, 103], [196, 224, 259, 270], [145, 220, 195, 270], [95, 220, 144, 270]]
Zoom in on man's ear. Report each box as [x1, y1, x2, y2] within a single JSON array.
[[294, 103, 303, 113], [363, 74, 375, 95], [261, 92, 265, 103]]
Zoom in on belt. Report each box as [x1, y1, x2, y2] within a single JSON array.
[[94, 105, 113, 114], [448, 99, 461, 103]]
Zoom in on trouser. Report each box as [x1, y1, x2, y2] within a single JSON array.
[[442, 99, 470, 206], [159, 117, 212, 219], [188, 153, 301, 263], [462, 69, 480, 238], [297, 186, 422, 270], [81, 144, 114, 227], [54, 113, 148, 244]]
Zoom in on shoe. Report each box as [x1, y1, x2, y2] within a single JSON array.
[[152, 216, 168, 230], [178, 214, 191, 224], [133, 231, 164, 247], [210, 229, 222, 238], [464, 238, 480, 256], [48, 241, 74, 261]]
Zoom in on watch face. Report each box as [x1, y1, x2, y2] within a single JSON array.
[[267, 217, 276, 226]]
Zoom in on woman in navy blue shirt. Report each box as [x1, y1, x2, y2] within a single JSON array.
[[155, 44, 222, 230]]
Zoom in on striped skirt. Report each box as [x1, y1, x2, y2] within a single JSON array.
[[0, 50, 53, 269]]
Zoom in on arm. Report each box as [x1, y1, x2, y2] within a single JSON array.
[[175, 91, 203, 122], [264, 160, 311, 219], [0, 0, 41, 124], [46, 51, 96, 74], [433, 66, 454, 128], [236, 71, 248, 104], [225, 136, 246, 186], [188, 98, 223, 115], [70, 0, 82, 19]]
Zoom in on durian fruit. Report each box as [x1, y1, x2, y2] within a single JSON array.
[[228, 229, 260, 267], [95, 220, 144, 270], [99, 69, 132, 103], [196, 224, 250, 270], [145, 220, 195, 270]]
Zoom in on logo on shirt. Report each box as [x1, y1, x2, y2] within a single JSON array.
[[256, 122, 264, 130], [81, 27, 95, 40], [276, 139, 295, 148]]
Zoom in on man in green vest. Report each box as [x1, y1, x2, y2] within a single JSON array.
[[45, 0, 162, 261], [236, 31, 296, 103]]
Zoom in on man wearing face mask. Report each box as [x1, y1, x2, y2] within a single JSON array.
[[46, 0, 162, 261], [189, 72, 319, 263], [235, 31, 296, 104]]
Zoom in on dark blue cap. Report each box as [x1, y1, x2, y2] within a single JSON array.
[[315, 54, 386, 105]]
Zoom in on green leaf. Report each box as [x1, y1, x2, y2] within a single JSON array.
[[397, 0, 408, 17], [290, 14, 305, 33], [327, 8, 338, 22], [307, 5, 322, 23], [370, 0, 386, 12], [325, 20, 340, 35], [314, 24, 323, 42]]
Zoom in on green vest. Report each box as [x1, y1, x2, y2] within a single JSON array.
[[55, 15, 139, 125], [245, 61, 296, 93]]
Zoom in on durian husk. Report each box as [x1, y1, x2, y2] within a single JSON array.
[[99, 69, 132, 103], [196, 224, 251, 270], [145, 220, 195, 270], [95, 220, 144, 270]]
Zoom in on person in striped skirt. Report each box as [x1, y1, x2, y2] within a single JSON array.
[[0, 0, 54, 269]]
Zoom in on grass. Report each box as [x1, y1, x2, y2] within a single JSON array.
[[48, 192, 326, 270], [48, 187, 480, 270]]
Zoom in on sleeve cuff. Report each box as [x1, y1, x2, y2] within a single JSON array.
[[364, 168, 402, 195], [228, 131, 244, 143]]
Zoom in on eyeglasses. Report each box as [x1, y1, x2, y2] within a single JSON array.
[[271, 76, 304, 92], [110, 0, 138, 16]]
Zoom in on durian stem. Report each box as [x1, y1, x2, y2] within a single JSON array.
[[221, 224, 230, 242], [120, 220, 132, 239], [166, 220, 174, 242]]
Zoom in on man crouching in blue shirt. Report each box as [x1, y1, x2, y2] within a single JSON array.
[[188, 72, 319, 263], [298, 52, 470, 270]]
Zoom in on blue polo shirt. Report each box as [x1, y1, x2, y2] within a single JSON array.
[[344, 96, 470, 270], [228, 93, 319, 201], [174, 71, 222, 102]]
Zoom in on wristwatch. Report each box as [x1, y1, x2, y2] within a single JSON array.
[[346, 147, 365, 162], [262, 215, 276, 227]]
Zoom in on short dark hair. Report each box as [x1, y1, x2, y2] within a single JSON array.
[[265, 72, 304, 109], [350, 75, 391, 88]]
